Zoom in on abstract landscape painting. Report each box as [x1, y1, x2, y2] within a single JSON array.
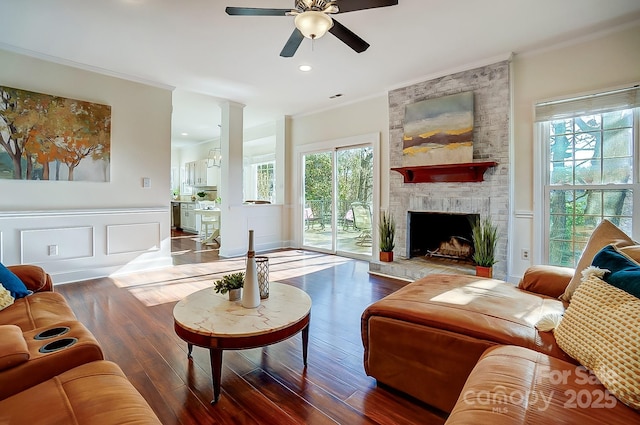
[[0, 86, 111, 181], [402, 91, 474, 166]]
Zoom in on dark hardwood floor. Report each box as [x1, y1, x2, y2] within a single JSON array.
[[56, 230, 447, 425]]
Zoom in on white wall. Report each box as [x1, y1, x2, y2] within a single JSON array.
[[0, 49, 173, 283], [290, 95, 390, 206], [510, 23, 640, 280]]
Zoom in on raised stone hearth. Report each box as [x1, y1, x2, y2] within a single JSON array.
[[370, 256, 475, 282]]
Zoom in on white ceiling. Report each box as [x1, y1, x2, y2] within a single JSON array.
[[1, 0, 639, 145]]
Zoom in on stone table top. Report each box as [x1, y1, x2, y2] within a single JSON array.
[[173, 282, 311, 338]]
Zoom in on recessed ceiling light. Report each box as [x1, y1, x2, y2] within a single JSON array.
[[299, 65, 312, 72], [181, 132, 189, 136]]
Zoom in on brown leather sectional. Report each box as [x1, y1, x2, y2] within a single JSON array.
[[362, 270, 639, 423], [0, 265, 161, 424]]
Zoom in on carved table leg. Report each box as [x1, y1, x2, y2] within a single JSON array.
[[209, 348, 223, 404], [302, 323, 309, 366]]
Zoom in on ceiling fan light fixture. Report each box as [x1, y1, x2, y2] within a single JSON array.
[[294, 11, 333, 39]]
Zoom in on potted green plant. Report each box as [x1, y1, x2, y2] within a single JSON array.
[[471, 217, 498, 278], [379, 210, 396, 262], [197, 191, 207, 200], [213, 272, 244, 301]]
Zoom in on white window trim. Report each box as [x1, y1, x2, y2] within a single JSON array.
[[534, 85, 640, 265]]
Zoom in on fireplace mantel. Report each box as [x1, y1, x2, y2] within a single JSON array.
[[391, 161, 497, 183]]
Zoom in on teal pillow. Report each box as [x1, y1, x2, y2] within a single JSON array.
[[591, 244, 640, 298], [0, 263, 31, 298]]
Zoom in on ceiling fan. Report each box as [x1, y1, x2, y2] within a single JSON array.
[[225, 0, 398, 57]]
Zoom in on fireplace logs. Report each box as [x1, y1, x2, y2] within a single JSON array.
[[427, 236, 474, 261]]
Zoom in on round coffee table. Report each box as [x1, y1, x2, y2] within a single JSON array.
[[173, 282, 311, 403]]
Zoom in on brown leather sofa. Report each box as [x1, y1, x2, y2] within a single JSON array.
[[0, 360, 161, 424], [0, 264, 76, 331], [361, 269, 639, 422], [446, 345, 639, 424], [1, 265, 161, 424]]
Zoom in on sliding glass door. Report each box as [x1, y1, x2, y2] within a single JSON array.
[[302, 151, 333, 251], [302, 144, 374, 257]]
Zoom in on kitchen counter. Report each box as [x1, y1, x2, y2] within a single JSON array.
[[172, 201, 199, 233]]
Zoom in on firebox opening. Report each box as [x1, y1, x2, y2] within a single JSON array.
[[407, 212, 480, 262]]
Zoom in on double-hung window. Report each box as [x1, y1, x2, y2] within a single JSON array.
[[244, 159, 276, 203], [256, 162, 275, 201], [535, 86, 639, 267]]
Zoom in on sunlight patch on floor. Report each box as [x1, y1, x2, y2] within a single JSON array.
[[117, 250, 355, 306]]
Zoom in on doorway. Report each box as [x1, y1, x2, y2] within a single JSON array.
[[301, 140, 376, 258]]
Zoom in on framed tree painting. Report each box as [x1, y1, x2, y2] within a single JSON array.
[[0, 85, 111, 181], [402, 91, 474, 167]]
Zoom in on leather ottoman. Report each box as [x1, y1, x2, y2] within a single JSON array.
[[361, 274, 573, 412]]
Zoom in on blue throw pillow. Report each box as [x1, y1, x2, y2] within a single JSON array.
[[591, 244, 640, 298], [0, 262, 31, 299]]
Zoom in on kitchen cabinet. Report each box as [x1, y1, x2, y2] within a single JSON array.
[[180, 203, 196, 232], [185, 160, 218, 187], [185, 161, 197, 186]]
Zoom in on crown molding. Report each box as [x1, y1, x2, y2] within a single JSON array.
[[0, 42, 175, 91]]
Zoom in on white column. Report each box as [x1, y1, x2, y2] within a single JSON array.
[[219, 101, 245, 257], [275, 116, 289, 205]]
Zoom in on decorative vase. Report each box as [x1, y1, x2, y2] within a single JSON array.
[[379, 251, 394, 262], [241, 230, 260, 308], [256, 256, 269, 299], [476, 265, 493, 278], [228, 288, 241, 301]]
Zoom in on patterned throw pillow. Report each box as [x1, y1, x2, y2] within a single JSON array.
[[554, 274, 640, 409], [0, 284, 14, 311], [559, 220, 635, 303]]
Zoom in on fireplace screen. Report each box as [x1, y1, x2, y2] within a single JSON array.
[[407, 212, 479, 261]]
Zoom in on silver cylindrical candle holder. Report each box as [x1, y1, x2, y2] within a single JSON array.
[[256, 256, 269, 299]]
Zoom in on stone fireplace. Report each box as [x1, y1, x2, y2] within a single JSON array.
[[370, 60, 511, 281]]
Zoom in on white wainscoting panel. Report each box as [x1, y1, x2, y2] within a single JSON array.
[[21, 226, 94, 263], [107, 222, 160, 255], [221, 204, 284, 258], [0, 208, 172, 284]]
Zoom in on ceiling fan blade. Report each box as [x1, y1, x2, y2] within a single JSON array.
[[225, 7, 291, 16], [280, 29, 305, 58], [328, 19, 370, 53], [334, 0, 398, 14]]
